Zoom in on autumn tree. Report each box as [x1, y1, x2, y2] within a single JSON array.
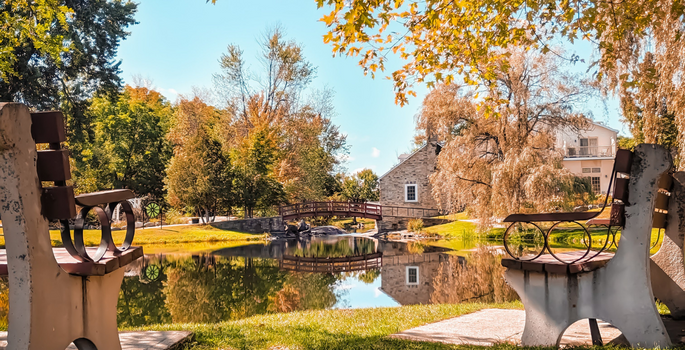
[[231, 123, 285, 218], [420, 50, 591, 224], [166, 97, 233, 222], [214, 28, 347, 203], [76, 86, 173, 198], [339, 169, 379, 202], [311, 0, 685, 168], [1, 0, 137, 165]]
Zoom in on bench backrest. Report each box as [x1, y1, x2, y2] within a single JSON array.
[[31, 111, 76, 220]]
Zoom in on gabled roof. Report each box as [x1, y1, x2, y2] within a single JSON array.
[[590, 121, 620, 134], [379, 143, 429, 180], [379, 142, 444, 180]]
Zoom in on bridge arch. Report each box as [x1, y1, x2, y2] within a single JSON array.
[[278, 202, 382, 221]]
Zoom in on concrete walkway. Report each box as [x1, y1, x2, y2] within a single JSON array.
[[392, 309, 685, 346], [0, 331, 192, 350]]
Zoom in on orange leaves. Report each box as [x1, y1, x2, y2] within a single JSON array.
[[321, 12, 337, 26]]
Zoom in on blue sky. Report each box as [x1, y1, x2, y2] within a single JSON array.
[[116, 0, 627, 177]]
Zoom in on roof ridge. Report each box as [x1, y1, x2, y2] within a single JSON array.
[[378, 143, 430, 180]]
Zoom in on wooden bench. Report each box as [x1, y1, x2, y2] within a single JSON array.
[[0, 104, 142, 350], [500, 144, 673, 347]]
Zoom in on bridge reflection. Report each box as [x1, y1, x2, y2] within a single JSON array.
[[213, 236, 382, 273], [279, 253, 382, 273]]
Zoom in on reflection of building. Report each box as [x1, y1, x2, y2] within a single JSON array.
[[377, 241, 461, 305], [555, 122, 619, 194]]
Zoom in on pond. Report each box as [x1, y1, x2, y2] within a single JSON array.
[[0, 226, 662, 329], [114, 235, 519, 327]]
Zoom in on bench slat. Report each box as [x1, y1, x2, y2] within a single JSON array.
[[503, 211, 598, 223], [501, 251, 614, 274], [30, 111, 66, 143], [41, 186, 76, 220], [36, 149, 71, 182], [0, 247, 143, 277]]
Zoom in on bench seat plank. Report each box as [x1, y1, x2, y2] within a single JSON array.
[[501, 251, 614, 274], [0, 247, 143, 277], [503, 212, 599, 223]]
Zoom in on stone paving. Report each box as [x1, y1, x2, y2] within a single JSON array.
[[392, 308, 685, 346], [0, 331, 192, 350]]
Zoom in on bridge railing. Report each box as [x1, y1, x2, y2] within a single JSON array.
[[381, 206, 443, 218], [278, 201, 382, 220]]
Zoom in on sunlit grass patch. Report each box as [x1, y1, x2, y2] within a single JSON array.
[[423, 220, 478, 239], [124, 302, 523, 350], [0, 225, 265, 248]]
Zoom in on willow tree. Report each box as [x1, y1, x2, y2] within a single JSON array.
[[314, 0, 685, 165], [420, 50, 590, 224]]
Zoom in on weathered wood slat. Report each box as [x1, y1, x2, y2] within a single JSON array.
[[501, 251, 614, 275], [0, 247, 143, 277]]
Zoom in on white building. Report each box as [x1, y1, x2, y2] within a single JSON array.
[[555, 122, 619, 194]]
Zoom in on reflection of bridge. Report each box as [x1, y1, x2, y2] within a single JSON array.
[[278, 202, 382, 221], [279, 252, 383, 273]]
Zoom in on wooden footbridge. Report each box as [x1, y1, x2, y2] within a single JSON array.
[[278, 201, 383, 221]]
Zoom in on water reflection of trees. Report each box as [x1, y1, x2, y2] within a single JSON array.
[[292, 238, 376, 258], [118, 255, 342, 326], [431, 247, 519, 304], [0, 278, 7, 330]]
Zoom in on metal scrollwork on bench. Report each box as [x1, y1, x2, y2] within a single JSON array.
[[60, 190, 137, 262], [502, 148, 674, 265]]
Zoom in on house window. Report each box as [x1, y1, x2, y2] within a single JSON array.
[[406, 266, 419, 285], [592, 167, 601, 173], [405, 184, 418, 202], [580, 138, 599, 156], [582, 168, 591, 173], [590, 177, 601, 193]]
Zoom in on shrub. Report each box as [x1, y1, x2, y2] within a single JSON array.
[[407, 218, 424, 233]]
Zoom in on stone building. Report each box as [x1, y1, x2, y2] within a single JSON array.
[[377, 140, 442, 231]]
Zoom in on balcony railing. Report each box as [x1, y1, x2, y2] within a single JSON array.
[[565, 146, 614, 158]]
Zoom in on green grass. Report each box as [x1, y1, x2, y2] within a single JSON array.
[[432, 212, 470, 221], [0, 225, 266, 248], [423, 220, 478, 239], [124, 302, 523, 350]]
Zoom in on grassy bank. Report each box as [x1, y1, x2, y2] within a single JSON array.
[[0, 225, 266, 248], [423, 220, 478, 239], [126, 302, 523, 350]]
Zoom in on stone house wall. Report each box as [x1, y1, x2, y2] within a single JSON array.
[[377, 142, 441, 231], [379, 142, 441, 209]]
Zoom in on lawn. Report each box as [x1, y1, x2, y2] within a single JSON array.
[[423, 220, 478, 239], [126, 302, 524, 350], [0, 225, 266, 248]]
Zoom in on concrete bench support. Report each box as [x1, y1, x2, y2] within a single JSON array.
[[0, 103, 123, 350], [504, 144, 672, 347]]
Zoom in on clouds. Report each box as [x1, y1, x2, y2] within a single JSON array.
[[371, 147, 380, 158]]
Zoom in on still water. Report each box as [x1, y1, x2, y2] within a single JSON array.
[[116, 235, 518, 327]]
